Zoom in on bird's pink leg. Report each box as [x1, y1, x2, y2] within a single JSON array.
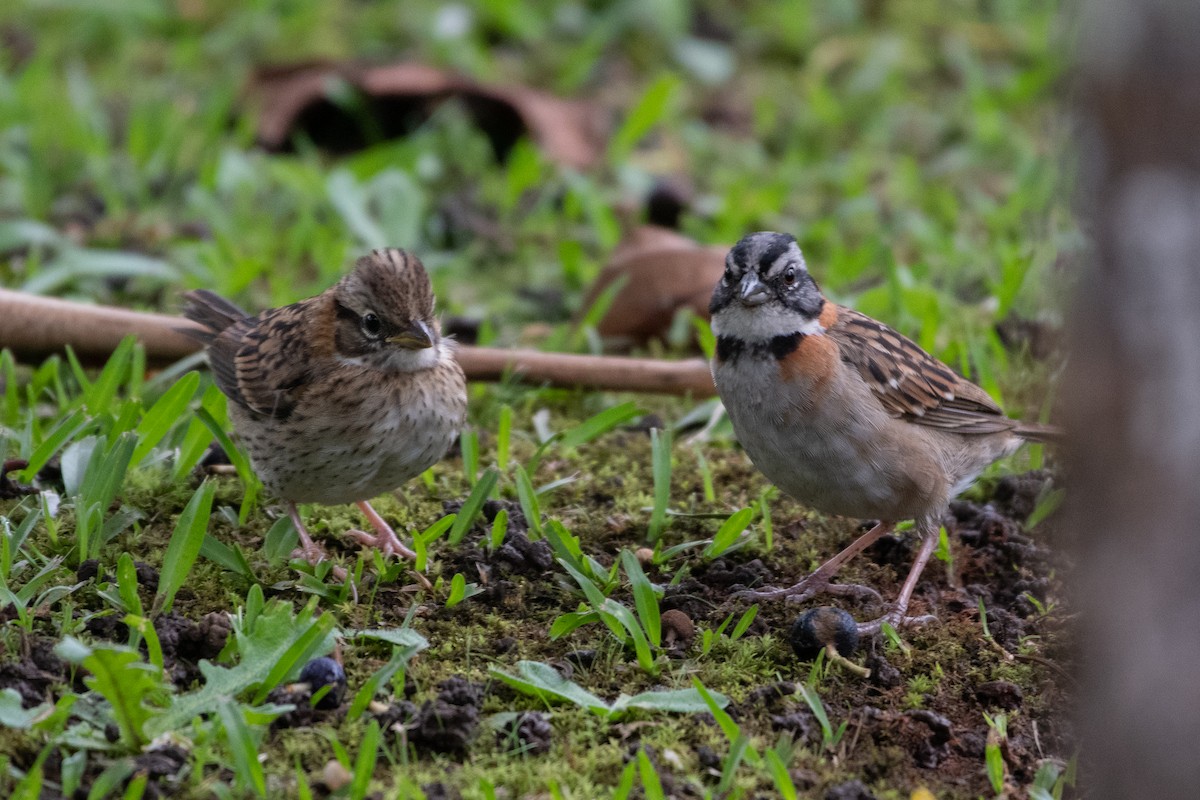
[[290, 502, 328, 564], [345, 500, 417, 560], [736, 521, 895, 604], [288, 502, 350, 585], [856, 523, 940, 634]]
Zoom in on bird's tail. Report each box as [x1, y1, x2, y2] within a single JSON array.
[[179, 290, 250, 343], [1014, 422, 1063, 446]]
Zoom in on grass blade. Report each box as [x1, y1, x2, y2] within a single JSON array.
[[647, 427, 672, 544], [558, 401, 642, 449], [131, 371, 199, 466], [448, 467, 498, 545], [349, 719, 381, 800], [621, 550, 661, 648], [155, 481, 215, 614], [217, 698, 266, 797]]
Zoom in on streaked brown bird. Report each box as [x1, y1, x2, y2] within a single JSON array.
[[709, 232, 1059, 632], [182, 248, 467, 568]]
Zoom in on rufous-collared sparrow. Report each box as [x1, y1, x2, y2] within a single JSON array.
[[182, 248, 467, 569], [710, 232, 1058, 632]]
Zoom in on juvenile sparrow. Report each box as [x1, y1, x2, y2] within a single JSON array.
[[710, 232, 1058, 632], [181, 248, 467, 568]]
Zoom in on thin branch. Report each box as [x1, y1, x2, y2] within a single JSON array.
[[0, 289, 715, 397]]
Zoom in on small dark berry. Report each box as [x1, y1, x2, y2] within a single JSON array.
[[789, 607, 859, 660], [299, 656, 347, 709]]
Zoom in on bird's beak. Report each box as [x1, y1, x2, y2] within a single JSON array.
[[388, 321, 434, 350], [738, 273, 770, 306]]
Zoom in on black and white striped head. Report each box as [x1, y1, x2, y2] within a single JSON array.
[[709, 232, 825, 341]]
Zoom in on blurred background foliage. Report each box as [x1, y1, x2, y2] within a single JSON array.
[[0, 0, 1076, 401]]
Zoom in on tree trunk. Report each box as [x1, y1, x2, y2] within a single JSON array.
[[1070, 3, 1200, 797]]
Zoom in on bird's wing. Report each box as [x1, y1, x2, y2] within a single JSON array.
[[826, 307, 1015, 434], [206, 303, 316, 421]]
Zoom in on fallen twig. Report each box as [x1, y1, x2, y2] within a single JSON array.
[[0, 289, 716, 397]]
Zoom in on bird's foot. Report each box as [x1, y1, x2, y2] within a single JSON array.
[[735, 575, 883, 605], [290, 541, 351, 586], [345, 501, 416, 561], [287, 503, 353, 590]]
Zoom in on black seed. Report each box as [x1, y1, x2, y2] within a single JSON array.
[[299, 656, 347, 709], [789, 607, 859, 660]]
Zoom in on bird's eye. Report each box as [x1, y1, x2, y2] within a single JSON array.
[[783, 267, 797, 285], [360, 312, 383, 339], [722, 270, 733, 285]]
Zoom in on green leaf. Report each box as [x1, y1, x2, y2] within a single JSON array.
[[986, 739, 1006, 794], [1026, 487, 1065, 529], [610, 687, 726, 717], [647, 427, 673, 544], [124, 615, 164, 673], [446, 573, 467, 607], [489, 508, 508, 552], [349, 627, 429, 649], [217, 698, 266, 797], [599, 597, 658, 674], [489, 661, 611, 716], [131, 371, 199, 466], [21, 248, 178, 295], [86, 761, 135, 800], [0, 688, 50, 729], [730, 605, 758, 641], [549, 610, 600, 639], [150, 598, 337, 735], [251, 608, 338, 704], [704, 506, 754, 559], [514, 464, 542, 537], [349, 719, 381, 800], [116, 553, 143, 616], [195, 403, 258, 521], [262, 515, 299, 566], [637, 748, 664, 800], [718, 732, 752, 794], [199, 533, 255, 580], [559, 401, 642, 449], [798, 683, 839, 750], [621, 550, 661, 648], [765, 749, 798, 800], [155, 481, 215, 613], [612, 761, 637, 800], [448, 467, 498, 545], [19, 409, 92, 482], [347, 641, 424, 722], [460, 429, 479, 484], [55, 638, 166, 751], [608, 74, 680, 162], [693, 678, 759, 765], [84, 336, 135, 417]]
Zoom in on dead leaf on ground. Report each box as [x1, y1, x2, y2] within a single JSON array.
[[580, 225, 727, 347], [248, 60, 608, 169]]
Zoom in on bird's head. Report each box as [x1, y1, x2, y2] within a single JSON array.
[[709, 232, 825, 342], [332, 248, 444, 371]]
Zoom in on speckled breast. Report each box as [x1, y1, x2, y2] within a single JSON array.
[[230, 364, 466, 506]]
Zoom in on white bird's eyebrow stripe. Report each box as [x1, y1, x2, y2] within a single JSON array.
[[763, 256, 789, 278]]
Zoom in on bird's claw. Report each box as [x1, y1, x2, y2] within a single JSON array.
[[345, 528, 417, 560]]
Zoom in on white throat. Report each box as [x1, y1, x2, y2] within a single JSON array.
[[339, 341, 445, 372], [712, 303, 825, 341]]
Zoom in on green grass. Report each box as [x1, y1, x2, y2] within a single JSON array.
[[0, 1, 1077, 797]]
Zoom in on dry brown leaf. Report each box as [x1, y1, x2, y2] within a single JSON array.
[[581, 225, 727, 345], [248, 60, 607, 169]]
